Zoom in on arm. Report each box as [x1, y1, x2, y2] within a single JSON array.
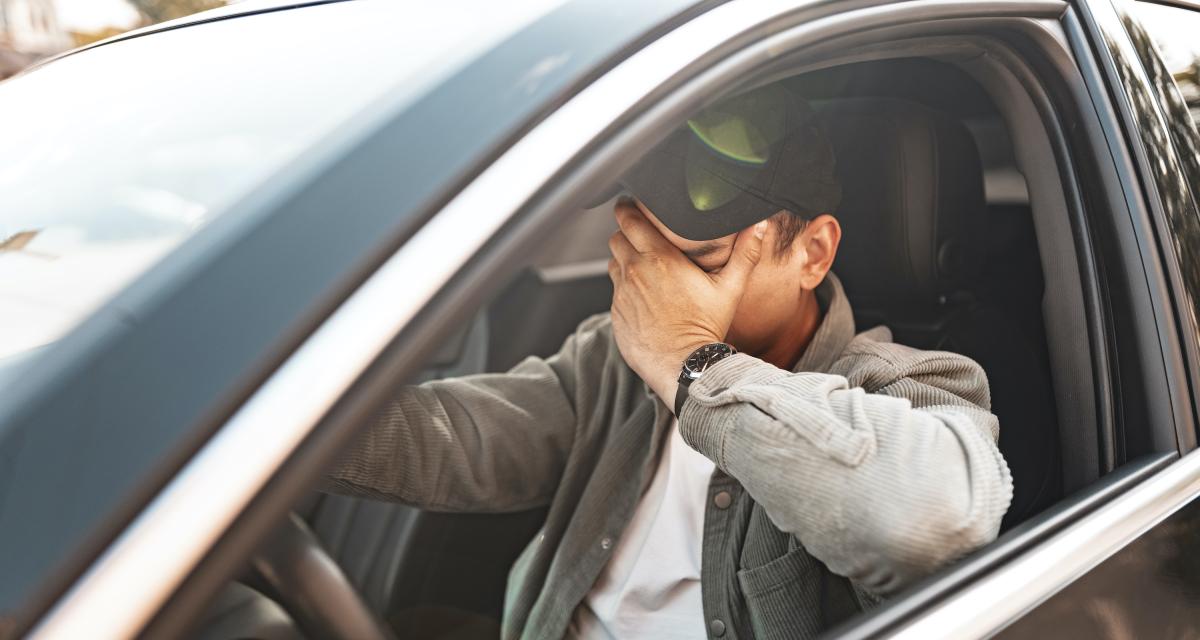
[[604, 202, 1010, 591], [679, 345, 1013, 595], [323, 315, 609, 513]]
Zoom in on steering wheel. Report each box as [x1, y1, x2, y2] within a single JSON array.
[[250, 512, 396, 640]]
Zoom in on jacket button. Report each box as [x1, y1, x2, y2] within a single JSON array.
[[600, 537, 613, 550], [709, 618, 726, 637], [713, 491, 732, 509]]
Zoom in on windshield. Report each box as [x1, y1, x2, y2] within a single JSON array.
[[0, 0, 552, 371]]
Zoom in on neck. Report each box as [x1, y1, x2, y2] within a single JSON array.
[[754, 289, 823, 371]]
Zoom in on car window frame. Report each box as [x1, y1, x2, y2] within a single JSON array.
[[173, 1, 1197, 638], [31, 0, 1194, 638], [179, 3, 1122, 638], [139, 0, 1167, 636], [868, 0, 1200, 634]]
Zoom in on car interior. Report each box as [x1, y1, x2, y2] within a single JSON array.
[[190, 48, 1105, 640]]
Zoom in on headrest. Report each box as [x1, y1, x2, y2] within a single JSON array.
[[819, 98, 985, 305]]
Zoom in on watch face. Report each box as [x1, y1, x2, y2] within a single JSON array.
[[684, 343, 736, 378]]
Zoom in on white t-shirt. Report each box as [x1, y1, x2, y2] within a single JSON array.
[[567, 419, 715, 639]]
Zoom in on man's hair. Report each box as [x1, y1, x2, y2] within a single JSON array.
[[771, 210, 810, 256]]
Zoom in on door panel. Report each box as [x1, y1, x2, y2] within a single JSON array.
[[996, 495, 1200, 636], [985, 0, 1200, 634]]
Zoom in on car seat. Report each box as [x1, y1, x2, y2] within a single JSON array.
[[819, 97, 1061, 529]]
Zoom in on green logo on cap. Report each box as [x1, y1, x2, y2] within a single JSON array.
[[683, 85, 794, 211]]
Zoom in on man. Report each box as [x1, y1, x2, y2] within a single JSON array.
[[327, 85, 1013, 639]]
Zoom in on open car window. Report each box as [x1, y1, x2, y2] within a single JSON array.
[[25, 1, 1198, 638], [241, 25, 1123, 640]]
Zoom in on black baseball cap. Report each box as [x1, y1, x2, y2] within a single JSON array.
[[622, 85, 841, 241]]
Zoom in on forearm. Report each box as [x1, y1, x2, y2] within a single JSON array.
[[324, 363, 577, 512], [679, 355, 1012, 594]]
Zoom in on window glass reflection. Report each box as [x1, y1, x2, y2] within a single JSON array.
[[1130, 1, 1200, 128], [0, 0, 563, 365]]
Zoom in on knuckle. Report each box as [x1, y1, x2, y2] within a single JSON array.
[[625, 266, 644, 284]]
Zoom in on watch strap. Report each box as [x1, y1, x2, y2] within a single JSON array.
[[673, 377, 691, 417]]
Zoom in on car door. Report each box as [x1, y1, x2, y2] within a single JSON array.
[[12, 0, 1198, 638], [991, 0, 1200, 633], [852, 0, 1200, 636], [168, 1, 1185, 637]]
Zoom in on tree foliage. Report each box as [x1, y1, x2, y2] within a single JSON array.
[[126, 0, 228, 25], [72, 25, 128, 47], [1178, 61, 1200, 91]]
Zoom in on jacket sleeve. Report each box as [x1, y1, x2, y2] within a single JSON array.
[[678, 343, 1013, 595], [322, 315, 610, 513]]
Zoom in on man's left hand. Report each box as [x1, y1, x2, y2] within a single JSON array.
[[608, 199, 767, 410]]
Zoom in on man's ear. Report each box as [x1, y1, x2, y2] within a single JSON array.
[[796, 214, 841, 289]]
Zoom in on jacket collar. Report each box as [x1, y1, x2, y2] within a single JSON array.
[[792, 272, 856, 374]]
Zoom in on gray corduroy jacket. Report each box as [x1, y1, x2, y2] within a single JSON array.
[[326, 274, 1013, 639]]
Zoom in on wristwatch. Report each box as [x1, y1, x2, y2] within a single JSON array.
[[674, 342, 738, 417]]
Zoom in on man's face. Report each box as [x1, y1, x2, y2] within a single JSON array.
[[634, 199, 739, 273], [632, 198, 837, 353]]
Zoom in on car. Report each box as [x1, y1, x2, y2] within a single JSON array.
[[3, 0, 1200, 637]]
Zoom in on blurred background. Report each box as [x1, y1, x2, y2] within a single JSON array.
[[0, 0, 230, 78]]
